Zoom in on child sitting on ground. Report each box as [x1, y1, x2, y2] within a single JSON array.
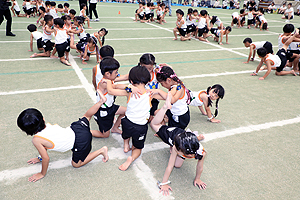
[[189, 84, 225, 123], [150, 92, 206, 196], [17, 90, 109, 182], [196, 10, 211, 42], [173, 9, 191, 41], [243, 38, 273, 64], [251, 29, 299, 80], [210, 26, 231, 45], [27, 24, 43, 52]]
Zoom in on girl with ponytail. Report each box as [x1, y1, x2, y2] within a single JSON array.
[[92, 28, 108, 47], [79, 36, 100, 64], [189, 84, 225, 123]]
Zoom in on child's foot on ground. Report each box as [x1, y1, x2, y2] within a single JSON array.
[[197, 134, 205, 141], [291, 70, 297, 76], [30, 53, 37, 58], [61, 60, 71, 66], [111, 127, 122, 134], [82, 61, 87, 64], [88, 26, 92, 29], [119, 156, 133, 171], [101, 146, 109, 162], [124, 146, 131, 153], [50, 55, 58, 59], [173, 38, 177, 40]]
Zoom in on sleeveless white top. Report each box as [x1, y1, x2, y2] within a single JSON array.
[[49, 8, 59, 19], [265, 53, 281, 68], [125, 92, 151, 125], [42, 25, 53, 41], [34, 123, 75, 152], [14, 1, 20, 11], [54, 28, 68, 44], [278, 34, 286, 49], [251, 41, 266, 50], [145, 68, 159, 90], [170, 85, 188, 116], [32, 31, 43, 40], [77, 26, 87, 39], [288, 42, 300, 50], [198, 17, 207, 29]]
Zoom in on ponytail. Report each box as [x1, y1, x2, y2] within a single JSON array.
[[206, 84, 225, 117]]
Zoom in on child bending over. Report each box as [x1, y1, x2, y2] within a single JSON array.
[[243, 38, 273, 64], [77, 37, 100, 64], [91, 28, 108, 47], [17, 90, 109, 182], [210, 26, 231, 45]]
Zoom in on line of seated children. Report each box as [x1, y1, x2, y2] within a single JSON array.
[[243, 38, 273, 64], [134, 2, 169, 24], [251, 29, 299, 80], [278, 3, 287, 14]]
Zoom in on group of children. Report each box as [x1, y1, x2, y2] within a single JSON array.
[[18, 42, 226, 195], [134, 2, 169, 25]]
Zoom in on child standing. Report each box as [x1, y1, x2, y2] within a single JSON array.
[[27, 24, 43, 52], [243, 38, 273, 64], [173, 9, 191, 41], [189, 84, 225, 123], [150, 93, 206, 196], [80, 3, 92, 28], [17, 90, 109, 182]]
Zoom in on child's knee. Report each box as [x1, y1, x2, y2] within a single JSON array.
[[72, 160, 81, 168]]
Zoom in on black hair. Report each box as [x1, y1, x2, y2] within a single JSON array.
[[262, 22, 267, 30], [193, 9, 198, 13], [232, 18, 238, 24], [225, 26, 232, 32], [74, 16, 84, 25], [87, 37, 99, 56], [257, 47, 267, 57], [100, 57, 120, 75], [139, 53, 156, 66], [243, 37, 252, 44], [17, 108, 46, 136], [98, 28, 108, 45], [174, 131, 199, 155], [288, 3, 292, 6], [187, 8, 193, 14], [44, 15, 53, 24], [200, 9, 207, 16], [176, 9, 184, 16], [69, 9, 76, 15], [129, 65, 151, 85], [157, 66, 192, 104], [64, 2, 69, 7], [27, 24, 37, 32], [54, 18, 64, 28], [39, 6, 45, 13], [240, 9, 245, 14], [100, 45, 114, 58], [206, 84, 225, 117], [45, 1, 50, 6], [161, 3, 165, 6], [249, 7, 253, 11], [142, 2, 145, 6], [147, 2, 151, 7], [57, 4, 63, 8], [61, 15, 71, 21], [50, 1, 56, 6], [81, 3, 86, 8], [283, 24, 294, 33]]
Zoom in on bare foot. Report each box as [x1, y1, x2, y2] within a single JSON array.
[[197, 134, 205, 141], [154, 133, 158, 137], [82, 60, 87, 64], [173, 38, 177, 40], [119, 156, 133, 171], [101, 146, 109, 162], [88, 26, 92, 29], [291, 70, 297, 76], [50, 55, 58, 59], [124, 146, 131, 153], [111, 127, 122, 134], [30, 53, 37, 58]]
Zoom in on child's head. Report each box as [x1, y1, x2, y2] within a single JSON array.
[[283, 24, 294, 34], [98, 28, 108, 45], [54, 18, 64, 28], [61, 15, 71, 25], [100, 57, 120, 79], [176, 9, 184, 18], [129, 65, 151, 85], [200, 9, 207, 17], [174, 131, 199, 156], [64, 2, 69, 8], [69, 9, 76, 17], [139, 53, 156, 73], [206, 84, 225, 117], [193, 9, 198, 16], [50, 1, 56, 7], [249, 7, 253, 12], [288, 3, 292, 8], [156, 66, 183, 89], [187, 8, 193, 15], [225, 26, 232, 34], [232, 18, 238, 24], [74, 16, 84, 26], [259, 7, 264, 14], [45, 1, 51, 7], [27, 24, 37, 32], [17, 108, 46, 136], [44, 15, 54, 26], [100, 45, 114, 59], [39, 6, 46, 14], [147, 2, 151, 7], [240, 9, 245, 14], [81, 3, 87, 10], [257, 47, 267, 58], [87, 37, 97, 47], [243, 37, 252, 47], [57, 4, 63, 9]]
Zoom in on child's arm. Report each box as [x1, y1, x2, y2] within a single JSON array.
[[251, 59, 263, 76], [194, 151, 207, 189], [45, 25, 55, 33], [83, 89, 106, 120], [92, 66, 97, 90], [219, 31, 224, 45], [11, 3, 16, 16], [29, 33, 34, 52], [159, 146, 177, 196], [201, 93, 220, 123], [244, 44, 254, 63], [205, 17, 211, 30], [148, 89, 167, 100], [114, 74, 129, 82], [105, 79, 129, 97], [169, 86, 184, 104], [225, 33, 229, 44], [258, 60, 272, 80]]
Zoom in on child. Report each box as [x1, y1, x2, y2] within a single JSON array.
[[243, 38, 273, 64], [156, 3, 164, 25], [140, 2, 151, 23], [210, 26, 231, 45], [156, 65, 191, 129], [23, 0, 32, 18], [278, 24, 294, 49], [186, 8, 197, 37], [256, 8, 268, 31], [69, 16, 88, 49], [30, 15, 56, 58], [105, 65, 165, 171], [246, 7, 256, 29], [150, 93, 206, 196], [36, 7, 46, 27], [62, 15, 72, 61], [11, 0, 26, 17], [92, 57, 127, 138], [27, 24, 43, 52], [80, 3, 92, 28], [77, 37, 100, 64], [53, 18, 71, 66], [197, 10, 211, 42], [63, 3, 70, 16], [209, 15, 223, 30], [91, 28, 108, 47], [89, 0, 99, 21], [69, 9, 76, 24], [173, 9, 191, 41], [134, 2, 145, 22], [251, 30, 299, 80], [17, 90, 109, 182], [189, 84, 225, 123], [282, 3, 294, 23], [48, 1, 59, 19]]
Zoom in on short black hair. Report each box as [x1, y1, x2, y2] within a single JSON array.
[[232, 18, 238, 24], [17, 108, 46, 136], [193, 9, 198, 13], [100, 57, 120, 75], [129, 66, 151, 85], [27, 24, 37, 32], [45, 1, 51, 6], [61, 15, 71, 21], [187, 8, 193, 14], [54, 18, 64, 28], [225, 26, 232, 32], [243, 37, 252, 44], [100, 45, 114, 58], [64, 3, 69, 7], [139, 53, 156, 66], [283, 24, 294, 33], [257, 47, 267, 57], [57, 4, 63, 8], [44, 15, 53, 24], [50, 1, 56, 6], [249, 7, 253, 11], [176, 9, 184, 16], [39, 6, 46, 13], [74, 16, 84, 24], [200, 9, 207, 16], [240, 9, 245, 14], [69, 9, 76, 15], [81, 3, 86, 8]]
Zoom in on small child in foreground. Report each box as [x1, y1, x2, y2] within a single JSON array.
[[17, 90, 109, 182], [150, 93, 206, 196]]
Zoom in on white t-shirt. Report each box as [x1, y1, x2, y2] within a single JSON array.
[[285, 7, 294, 17], [90, 0, 97, 3]]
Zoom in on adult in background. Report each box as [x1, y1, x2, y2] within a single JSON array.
[[0, 0, 15, 36], [79, 0, 88, 16]]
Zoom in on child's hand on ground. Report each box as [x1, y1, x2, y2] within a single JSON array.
[[159, 184, 172, 196], [210, 118, 221, 123], [28, 50, 33, 52], [194, 179, 207, 190], [28, 172, 44, 182], [27, 157, 41, 164], [258, 77, 264, 80], [243, 61, 249, 64]]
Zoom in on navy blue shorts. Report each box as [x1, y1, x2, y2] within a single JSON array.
[[94, 104, 120, 133]]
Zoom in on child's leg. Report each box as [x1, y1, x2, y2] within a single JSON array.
[[275, 70, 297, 76], [50, 48, 58, 58], [30, 50, 50, 58], [123, 138, 131, 153], [111, 106, 126, 134], [119, 147, 142, 171], [173, 28, 178, 40], [174, 156, 185, 168], [180, 35, 191, 41], [86, 18, 92, 28], [72, 146, 109, 168], [60, 56, 71, 66]]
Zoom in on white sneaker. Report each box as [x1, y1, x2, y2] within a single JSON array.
[[90, 18, 94, 22], [285, 20, 290, 22], [94, 18, 99, 22]]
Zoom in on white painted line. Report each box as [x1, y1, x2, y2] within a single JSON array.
[[0, 85, 84, 96], [0, 28, 159, 32], [0, 57, 54, 62], [179, 70, 254, 79]]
